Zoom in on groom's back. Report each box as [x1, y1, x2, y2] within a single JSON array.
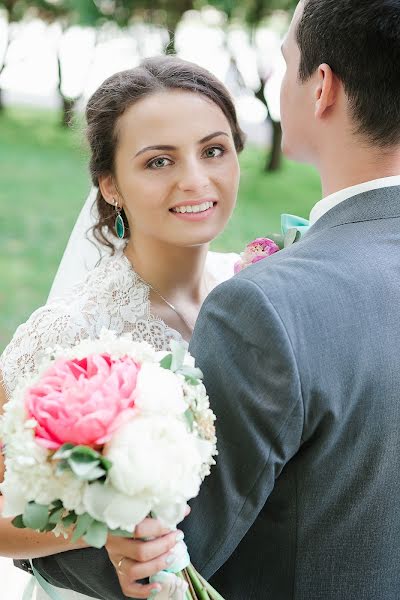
[[204, 186, 400, 599], [258, 188, 400, 600]]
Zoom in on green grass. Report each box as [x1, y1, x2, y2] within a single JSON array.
[[0, 106, 321, 352]]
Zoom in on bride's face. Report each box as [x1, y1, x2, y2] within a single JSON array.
[[100, 90, 240, 248]]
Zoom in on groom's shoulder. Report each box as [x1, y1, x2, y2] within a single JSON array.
[[218, 225, 356, 316]]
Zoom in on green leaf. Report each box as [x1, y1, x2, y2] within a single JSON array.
[[62, 512, 77, 527], [23, 502, 49, 531], [184, 409, 195, 431], [48, 507, 64, 524], [56, 460, 72, 476], [179, 366, 203, 381], [72, 513, 94, 543], [170, 342, 186, 372], [160, 353, 173, 370], [83, 520, 108, 549], [53, 443, 75, 460], [110, 527, 133, 538], [12, 515, 26, 529], [50, 499, 63, 511], [68, 457, 106, 481], [84, 465, 107, 481], [99, 456, 112, 471], [42, 522, 57, 532], [70, 446, 102, 460]]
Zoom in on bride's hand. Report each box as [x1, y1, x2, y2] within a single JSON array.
[[105, 514, 187, 599]]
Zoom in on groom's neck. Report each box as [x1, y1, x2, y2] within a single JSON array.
[[318, 141, 400, 199]]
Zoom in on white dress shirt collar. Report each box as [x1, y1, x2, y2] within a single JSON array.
[[309, 175, 400, 226]]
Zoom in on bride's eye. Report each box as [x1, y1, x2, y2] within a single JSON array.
[[202, 146, 225, 159], [147, 157, 173, 169]]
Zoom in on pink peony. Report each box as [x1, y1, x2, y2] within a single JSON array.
[[234, 237, 280, 274], [26, 354, 140, 450]]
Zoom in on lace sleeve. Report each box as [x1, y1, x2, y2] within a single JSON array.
[[206, 251, 239, 283], [0, 303, 82, 400]]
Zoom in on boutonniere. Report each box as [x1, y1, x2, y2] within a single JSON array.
[[234, 214, 310, 273]]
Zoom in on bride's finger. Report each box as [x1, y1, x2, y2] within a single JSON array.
[[133, 504, 190, 539], [119, 550, 177, 583], [134, 517, 171, 540]]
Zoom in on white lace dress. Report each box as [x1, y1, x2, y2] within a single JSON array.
[[0, 249, 238, 600]]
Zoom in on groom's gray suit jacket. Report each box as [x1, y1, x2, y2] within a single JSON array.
[[30, 186, 400, 599], [183, 185, 400, 600]]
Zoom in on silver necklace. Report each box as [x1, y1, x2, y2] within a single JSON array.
[[137, 274, 202, 333]]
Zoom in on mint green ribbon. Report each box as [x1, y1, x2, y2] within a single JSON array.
[[23, 560, 65, 600], [281, 213, 310, 247], [149, 540, 190, 595], [281, 213, 310, 236]]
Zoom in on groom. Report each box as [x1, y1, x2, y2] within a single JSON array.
[[181, 1, 400, 599]]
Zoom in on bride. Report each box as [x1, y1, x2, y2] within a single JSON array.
[[0, 55, 244, 599]]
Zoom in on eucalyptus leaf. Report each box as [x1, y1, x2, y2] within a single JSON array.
[[12, 515, 26, 529], [185, 376, 202, 385], [170, 342, 186, 372], [23, 501, 49, 531], [68, 456, 101, 479], [160, 354, 173, 370], [53, 443, 75, 460], [72, 513, 94, 543], [48, 507, 64, 524], [179, 366, 203, 380], [100, 457, 113, 471], [42, 522, 57, 532], [50, 500, 63, 511], [70, 446, 101, 460], [62, 512, 77, 527], [85, 465, 107, 481], [83, 521, 108, 549], [184, 409, 195, 431]]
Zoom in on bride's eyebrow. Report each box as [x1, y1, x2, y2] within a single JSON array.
[[133, 131, 229, 158]]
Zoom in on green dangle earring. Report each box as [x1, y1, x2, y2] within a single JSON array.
[[114, 199, 125, 239]]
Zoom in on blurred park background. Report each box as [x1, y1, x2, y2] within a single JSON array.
[[0, 0, 321, 352]]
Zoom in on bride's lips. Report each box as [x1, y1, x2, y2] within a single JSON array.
[[169, 199, 218, 222]]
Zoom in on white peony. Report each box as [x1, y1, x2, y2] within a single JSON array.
[[135, 364, 187, 416], [105, 416, 202, 527], [83, 481, 152, 531]]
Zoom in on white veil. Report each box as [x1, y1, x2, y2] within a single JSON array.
[[47, 187, 115, 303]]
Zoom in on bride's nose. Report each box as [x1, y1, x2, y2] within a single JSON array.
[[176, 158, 211, 193]]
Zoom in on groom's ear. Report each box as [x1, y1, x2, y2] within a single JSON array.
[[98, 174, 118, 206], [314, 63, 339, 119]]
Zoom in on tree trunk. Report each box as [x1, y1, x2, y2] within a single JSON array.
[[0, 22, 10, 114], [57, 52, 75, 127], [255, 80, 283, 172], [165, 29, 176, 54], [266, 118, 282, 172], [61, 96, 76, 127]]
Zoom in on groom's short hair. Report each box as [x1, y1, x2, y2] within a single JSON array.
[[296, 0, 400, 146]]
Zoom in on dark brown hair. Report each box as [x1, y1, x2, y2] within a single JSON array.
[[86, 55, 246, 251], [296, 0, 400, 146]]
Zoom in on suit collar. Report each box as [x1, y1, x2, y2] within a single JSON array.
[[309, 176, 400, 226], [304, 185, 400, 239]]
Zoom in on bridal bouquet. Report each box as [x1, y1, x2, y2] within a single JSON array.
[[0, 329, 224, 599]]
